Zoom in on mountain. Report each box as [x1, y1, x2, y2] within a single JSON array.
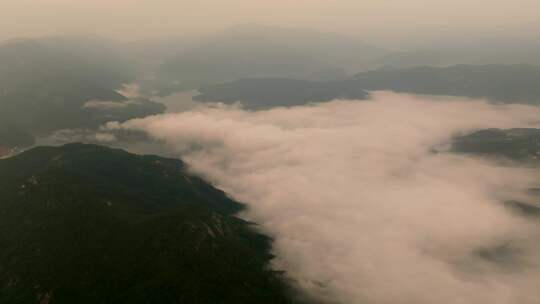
[[194, 78, 368, 109], [350, 64, 540, 103], [0, 144, 298, 303], [155, 24, 385, 90], [193, 64, 540, 109], [0, 37, 165, 150], [375, 40, 540, 69], [452, 128, 540, 161], [452, 128, 540, 218]]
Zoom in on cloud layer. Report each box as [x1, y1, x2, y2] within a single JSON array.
[[111, 92, 540, 303]]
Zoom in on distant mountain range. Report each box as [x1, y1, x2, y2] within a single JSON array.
[[0, 144, 299, 303], [194, 78, 368, 109], [151, 24, 385, 91], [194, 64, 540, 109], [0, 37, 165, 151], [376, 42, 540, 68], [2, 29, 540, 147], [131, 25, 540, 95], [350, 64, 540, 103]]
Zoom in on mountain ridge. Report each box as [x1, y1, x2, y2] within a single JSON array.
[[0, 143, 299, 304]]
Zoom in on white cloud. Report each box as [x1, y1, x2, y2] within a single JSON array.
[[110, 92, 540, 303], [94, 132, 116, 142], [116, 83, 141, 99]]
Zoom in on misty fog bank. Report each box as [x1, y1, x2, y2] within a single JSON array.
[[109, 92, 540, 303]]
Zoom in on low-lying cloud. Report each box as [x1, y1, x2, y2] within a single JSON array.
[[110, 92, 540, 303]]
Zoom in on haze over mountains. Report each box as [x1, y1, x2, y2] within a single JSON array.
[[2, 10, 540, 303], [0, 36, 164, 153], [1, 25, 538, 121], [376, 37, 540, 68], [155, 25, 383, 88], [194, 64, 540, 109], [128, 24, 540, 96]]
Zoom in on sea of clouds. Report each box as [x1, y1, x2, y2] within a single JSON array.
[[109, 92, 540, 303]]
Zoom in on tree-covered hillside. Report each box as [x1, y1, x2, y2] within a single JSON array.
[[0, 144, 298, 304]]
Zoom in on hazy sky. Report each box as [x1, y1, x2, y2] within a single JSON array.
[[2, 0, 539, 45]]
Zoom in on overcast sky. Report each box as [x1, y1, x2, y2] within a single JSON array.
[[2, 0, 539, 46]]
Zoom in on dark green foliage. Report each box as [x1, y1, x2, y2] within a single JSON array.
[[0, 144, 296, 303], [452, 128, 540, 160]]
